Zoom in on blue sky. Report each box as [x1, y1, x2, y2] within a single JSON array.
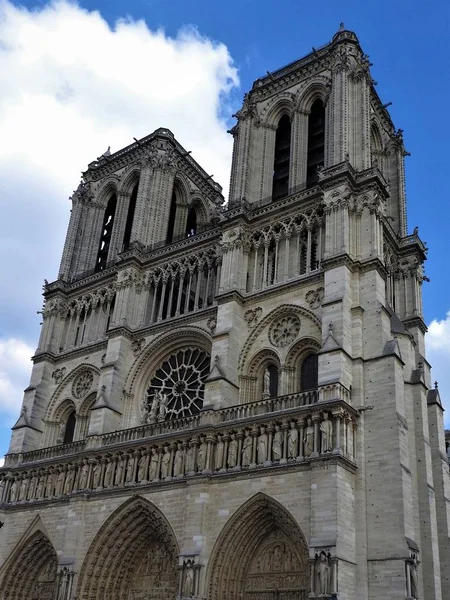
[[0, 0, 449, 460]]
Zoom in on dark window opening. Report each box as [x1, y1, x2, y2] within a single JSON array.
[[122, 182, 139, 250], [186, 207, 197, 237], [105, 296, 115, 332], [301, 354, 318, 391], [95, 193, 117, 272], [268, 364, 279, 397], [272, 114, 291, 201], [307, 100, 325, 186], [166, 190, 177, 244], [63, 411, 76, 444]]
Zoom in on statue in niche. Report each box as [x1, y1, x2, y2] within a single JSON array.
[[227, 433, 238, 468], [45, 471, 54, 498], [242, 430, 253, 466], [55, 469, 65, 496], [186, 441, 195, 472], [257, 426, 268, 463], [114, 456, 124, 485], [149, 391, 159, 423], [320, 412, 333, 453], [272, 544, 283, 571], [36, 472, 45, 498], [57, 421, 66, 444], [316, 551, 330, 596], [64, 467, 74, 495], [141, 396, 150, 424], [57, 568, 71, 600], [92, 461, 102, 489], [9, 479, 18, 502], [410, 553, 419, 599], [215, 435, 224, 470], [304, 418, 314, 457], [197, 436, 206, 471], [161, 446, 171, 478], [104, 459, 114, 487], [263, 367, 271, 398], [19, 477, 28, 501], [174, 443, 185, 476], [78, 458, 89, 489], [28, 473, 38, 500], [272, 424, 283, 461], [126, 455, 136, 483], [149, 447, 159, 480], [158, 392, 168, 422], [288, 421, 299, 459], [137, 454, 147, 481], [182, 560, 195, 597]]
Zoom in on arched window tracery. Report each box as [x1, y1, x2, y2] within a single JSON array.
[[306, 99, 325, 185], [300, 354, 318, 391], [122, 181, 139, 250], [272, 114, 291, 200], [95, 193, 117, 272], [63, 410, 76, 444]]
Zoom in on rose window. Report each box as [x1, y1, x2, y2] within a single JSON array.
[[147, 348, 210, 419], [269, 315, 301, 347], [72, 371, 94, 399]]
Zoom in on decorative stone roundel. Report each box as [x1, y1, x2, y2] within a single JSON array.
[[269, 315, 301, 347], [72, 371, 94, 399], [147, 348, 210, 418]]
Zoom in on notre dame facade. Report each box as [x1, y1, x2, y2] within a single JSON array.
[[0, 25, 449, 600]]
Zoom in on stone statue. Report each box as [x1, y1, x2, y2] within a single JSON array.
[[104, 459, 114, 487], [242, 430, 253, 466], [64, 468, 74, 495], [149, 392, 159, 423], [410, 553, 419, 599], [161, 446, 171, 478], [320, 412, 333, 453], [57, 420, 66, 444], [257, 426, 268, 463], [182, 560, 195, 597], [215, 435, 224, 470], [57, 568, 71, 600], [141, 396, 150, 424], [114, 456, 124, 486], [186, 442, 195, 473], [9, 479, 18, 502], [316, 551, 330, 596], [197, 436, 206, 471], [263, 367, 271, 397], [137, 455, 147, 482], [158, 392, 168, 421], [272, 424, 283, 461], [19, 477, 28, 501], [174, 443, 185, 476], [149, 447, 159, 480], [78, 459, 89, 490], [56, 469, 65, 496], [45, 472, 54, 498], [227, 433, 238, 468], [28, 474, 38, 500], [126, 455, 136, 483], [92, 462, 102, 489], [304, 418, 314, 457], [36, 473, 45, 498], [288, 421, 299, 459]]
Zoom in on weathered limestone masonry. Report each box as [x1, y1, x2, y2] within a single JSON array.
[[0, 25, 449, 600]]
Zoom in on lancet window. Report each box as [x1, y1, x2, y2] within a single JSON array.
[[306, 99, 325, 185], [95, 193, 117, 271], [63, 410, 76, 444], [300, 354, 318, 391], [246, 215, 323, 293], [272, 114, 292, 200], [146, 251, 219, 324], [186, 206, 197, 237], [122, 181, 139, 250], [166, 190, 178, 244]]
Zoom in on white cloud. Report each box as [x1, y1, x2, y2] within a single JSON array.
[[427, 311, 450, 428], [0, 0, 239, 456], [0, 338, 34, 418]]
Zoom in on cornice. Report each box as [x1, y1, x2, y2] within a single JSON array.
[[132, 306, 217, 339], [34, 340, 108, 365], [403, 316, 428, 335], [243, 271, 324, 304]]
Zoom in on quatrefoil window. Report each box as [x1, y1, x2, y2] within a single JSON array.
[[269, 315, 301, 347], [146, 348, 210, 418]]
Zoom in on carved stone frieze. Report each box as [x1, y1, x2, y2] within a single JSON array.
[[306, 287, 324, 309]]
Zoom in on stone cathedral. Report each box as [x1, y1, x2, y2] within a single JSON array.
[[0, 25, 449, 600]]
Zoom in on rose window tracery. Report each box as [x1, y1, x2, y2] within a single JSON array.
[[146, 348, 210, 419], [269, 315, 301, 347], [72, 371, 94, 399]]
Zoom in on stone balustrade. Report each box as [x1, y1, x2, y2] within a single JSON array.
[[0, 397, 357, 506]]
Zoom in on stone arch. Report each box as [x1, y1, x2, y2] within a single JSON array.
[[238, 304, 321, 373], [45, 364, 100, 421], [285, 337, 321, 394], [189, 192, 210, 230], [263, 92, 295, 126], [95, 176, 120, 207], [0, 519, 58, 600], [118, 164, 141, 195], [244, 348, 282, 402], [207, 492, 309, 600], [76, 495, 179, 600], [297, 77, 331, 113]]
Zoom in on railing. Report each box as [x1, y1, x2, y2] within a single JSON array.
[[2, 386, 350, 468]]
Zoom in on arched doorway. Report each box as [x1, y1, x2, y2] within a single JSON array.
[[208, 493, 309, 600], [76, 496, 179, 600], [0, 530, 58, 599]]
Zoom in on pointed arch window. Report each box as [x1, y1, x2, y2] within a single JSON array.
[[300, 354, 318, 391], [95, 193, 117, 271], [166, 190, 177, 244], [272, 114, 291, 200], [306, 99, 325, 186], [186, 206, 197, 237], [122, 181, 139, 251], [63, 410, 76, 444]]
